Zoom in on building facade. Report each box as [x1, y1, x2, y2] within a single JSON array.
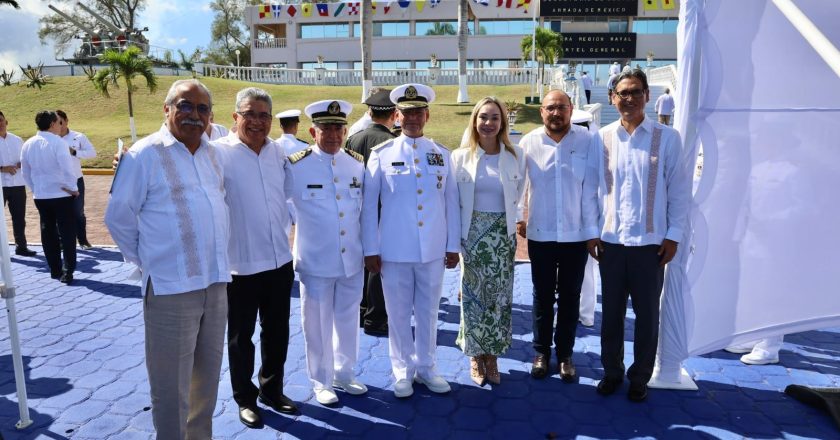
[[246, 0, 679, 83]]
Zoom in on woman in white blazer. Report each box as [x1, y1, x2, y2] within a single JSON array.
[[451, 97, 526, 386]]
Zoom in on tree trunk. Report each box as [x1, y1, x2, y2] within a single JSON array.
[[127, 86, 137, 141], [456, 0, 469, 103], [360, 0, 373, 102]]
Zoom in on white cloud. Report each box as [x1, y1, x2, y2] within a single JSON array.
[[0, 3, 64, 74]]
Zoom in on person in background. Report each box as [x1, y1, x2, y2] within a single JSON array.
[[0, 111, 36, 256], [452, 97, 525, 386], [581, 71, 593, 105], [206, 112, 229, 140], [725, 336, 785, 365], [56, 110, 96, 249], [20, 110, 78, 283], [275, 109, 309, 155], [655, 88, 675, 126]]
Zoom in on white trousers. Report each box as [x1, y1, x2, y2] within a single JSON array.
[[381, 259, 445, 381], [299, 270, 364, 390], [749, 335, 785, 358], [579, 256, 600, 322]]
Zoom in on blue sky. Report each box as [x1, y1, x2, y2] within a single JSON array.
[[0, 0, 215, 73]]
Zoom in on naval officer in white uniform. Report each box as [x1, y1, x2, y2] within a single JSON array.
[[285, 99, 368, 406], [362, 83, 460, 398], [275, 109, 309, 156]]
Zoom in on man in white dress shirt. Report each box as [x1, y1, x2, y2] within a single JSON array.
[[56, 110, 96, 249], [584, 69, 692, 402], [0, 111, 36, 256], [518, 90, 599, 382], [213, 88, 298, 428], [21, 110, 79, 282], [286, 99, 368, 406], [362, 83, 460, 398], [105, 79, 231, 438], [654, 88, 675, 126]]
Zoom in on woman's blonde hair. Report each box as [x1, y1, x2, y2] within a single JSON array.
[[461, 96, 516, 158]]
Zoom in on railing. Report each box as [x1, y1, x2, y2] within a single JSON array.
[[202, 64, 536, 86], [254, 38, 287, 49], [648, 64, 678, 92]]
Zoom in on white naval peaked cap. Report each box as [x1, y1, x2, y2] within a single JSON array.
[[390, 83, 435, 109], [571, 109, 593, 124], [304, 100, 352, 125], [275, 109, 302, 120]]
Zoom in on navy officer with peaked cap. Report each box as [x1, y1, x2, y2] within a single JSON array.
[[362, 83, 460, 398], [285, 99, 368, 406]]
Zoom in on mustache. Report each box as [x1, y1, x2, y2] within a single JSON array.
[[180, 119, 204, 127]]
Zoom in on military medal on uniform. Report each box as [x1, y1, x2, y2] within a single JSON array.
[[426, 152, 444, 167], [436, 175, 443, 189]]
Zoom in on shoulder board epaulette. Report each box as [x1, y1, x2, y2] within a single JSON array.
[[344, 148, 364, 162], [296, 137, 309, 145], [371, 139, 394, 151], [289, 147, 313, 164]]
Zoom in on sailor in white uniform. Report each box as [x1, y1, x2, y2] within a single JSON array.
[[362, 83, 460, 398], [285, 99, 368, 406], [275, 109, 309, 155]]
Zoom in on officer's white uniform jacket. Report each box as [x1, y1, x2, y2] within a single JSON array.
[[362, 134, 460, 263], [277, 133, 309, 155], [285, 145, 365, 278]]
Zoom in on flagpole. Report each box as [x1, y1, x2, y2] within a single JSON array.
[[530, 0, 537, 103]]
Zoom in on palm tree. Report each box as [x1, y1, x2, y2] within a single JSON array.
[[521, 27, 564, 92], [92, 46, 157, 142], [456, 0, 469, 102], [0, 0, 20, 8]]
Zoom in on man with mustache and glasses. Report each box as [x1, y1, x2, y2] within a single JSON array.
[[584, 69, 692, 402], [106, 79, 231, 439], [517, 90, 600, 382], [212, 88, 298, 428]]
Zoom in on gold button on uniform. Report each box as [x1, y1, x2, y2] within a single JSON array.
[[412, 144, 418, 149], [418, 221, 424, 227], [416, 173, 421, 178], [332, 159, 336, 166], [414, 158, 420, 164], [417, 205, 423, 210], [417, 189, 423, 195]]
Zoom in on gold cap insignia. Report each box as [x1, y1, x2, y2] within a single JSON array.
[[405, 86, 417, 100], [328, 101, 341, 115]]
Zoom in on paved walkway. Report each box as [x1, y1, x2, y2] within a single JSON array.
[[1, 246, 839, 439]]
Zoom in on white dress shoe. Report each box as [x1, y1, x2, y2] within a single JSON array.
[[333, 378, 368, 395], [725, 342, 756, 354], [393, 379, 414, 398], [741, 350, 779, 365], [415, 374, 451, 394], [315, 388, 339, 405]]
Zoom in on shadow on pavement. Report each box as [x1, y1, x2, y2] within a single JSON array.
[[0, 355, 71, 440]]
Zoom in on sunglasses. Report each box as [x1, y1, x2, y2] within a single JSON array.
[[174, 101, 211, 116]]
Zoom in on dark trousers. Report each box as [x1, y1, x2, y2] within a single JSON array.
[[529, 240, 589, 359], [34, 196, 76, 277], [599, 242, 664, 385], [585, 89, 592, 104], [3, 186, 28, 249], [227, 262, 294, 407], [73, 177, 88, 245], [360, 269, 388, 329]]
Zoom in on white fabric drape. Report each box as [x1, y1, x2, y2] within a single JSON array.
[[657, 0, 840, 383]]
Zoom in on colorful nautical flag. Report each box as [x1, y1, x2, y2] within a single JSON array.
[[430, 0, 440, 8], [516, 0, 530, 11], [383, 1, 392, 14], [497, 0, 513, 8], [398, 0, 410, 8], [302, 3, 312, 17], [258, 4, 270, 19], [473, 0, 489, 5], [316, 3, 329, 16], [347, 2, 360, 15], [287, 4, 297, 16], [416, 0, 425, 12], [333, 2, 345, 16], [643, 0, 659, 10], [661, 0, 676, 10], [372, 1, 377, 14], [271, 4, 282, 17]]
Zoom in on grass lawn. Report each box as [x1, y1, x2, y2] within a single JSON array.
[[0, 76, 548, 168]]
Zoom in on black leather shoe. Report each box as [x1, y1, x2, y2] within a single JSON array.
[[596, 377, 623, 396], [259, 392, 298, 414], [558, 357, 576, 382], [79, 242, 94, 250], [15, 248, 37, 257], [363, 324, 388, 337], [239, 405, 263, 428], [530, 354, 549, 379], [627, 382, 648, 402], [59, 273, 73, 285]]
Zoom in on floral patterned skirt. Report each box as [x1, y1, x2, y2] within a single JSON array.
[[456, 211, 516, 356]]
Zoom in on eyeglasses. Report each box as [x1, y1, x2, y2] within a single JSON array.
[[236, 111, 273, 122], [614, 89, 646, 100], [542, 104, 570, 113], [174, 101, 211, 116]]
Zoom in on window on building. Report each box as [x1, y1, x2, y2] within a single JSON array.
[[609, 17, 628, 33], [415, 21, 475, 36], [300, 24, 350, 39], [478, 20, 534, 35], [632, 18, 678, 34], [300, 62, 339, 69], [352, 21, 410, 37], [352, 61, 412, 69]]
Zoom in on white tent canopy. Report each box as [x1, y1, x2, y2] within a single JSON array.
[[655, 0, 840, 385]]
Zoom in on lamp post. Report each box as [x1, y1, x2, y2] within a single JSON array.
[[235, 49, 241, 68]]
